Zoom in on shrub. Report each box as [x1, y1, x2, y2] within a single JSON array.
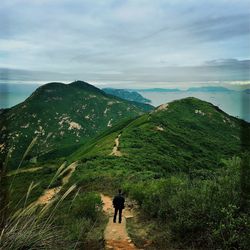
[[71, 192, 103, 221], [128, 157, 250, 249]]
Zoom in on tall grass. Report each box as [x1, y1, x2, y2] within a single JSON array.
[[0, 167, 77, 249], [0, 137, 77, 249], [0, 185, 76, 250], [8, 137, 38, 193]]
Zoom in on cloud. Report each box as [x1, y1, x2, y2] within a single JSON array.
[[0, 0, 249, 86], [205, 59, 250, 67], [2, 58, 249, 86], [187, 14, 250, 42]]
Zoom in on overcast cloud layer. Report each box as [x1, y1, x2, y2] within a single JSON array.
[[0, 0, 250, 87]]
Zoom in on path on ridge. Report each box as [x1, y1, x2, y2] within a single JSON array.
[[101, 194, 139, 250], [110, 134, 122, 157]]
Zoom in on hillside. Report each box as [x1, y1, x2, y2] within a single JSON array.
[[0, 81, 153, 169], [70, 97, 248, 173], [3, 97, 250, 249], [63, 97, 250, 248], [102, 88, 151, 104], [57, 97, 248, 249]]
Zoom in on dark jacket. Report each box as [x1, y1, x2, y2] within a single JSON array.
[[113, 194, 125, 209]]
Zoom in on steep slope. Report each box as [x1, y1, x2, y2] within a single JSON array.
[[0, 81, 153, 169], [103, 88, 151, 104], [70, 97, 249, 179]]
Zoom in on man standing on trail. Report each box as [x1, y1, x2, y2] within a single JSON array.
[[113, 189, 125, 223]]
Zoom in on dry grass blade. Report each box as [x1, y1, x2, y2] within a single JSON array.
[[9, 136, 38, 191], [23, 181, 39, 208], [1, 186, 71, 250], [43, 184, 76, 226], [48, 161, 67, 188], [18, 136, 38, 169], [69, 188, 80, 211]]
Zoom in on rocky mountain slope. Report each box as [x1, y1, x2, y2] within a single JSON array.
[[0, 81, 153, 169]]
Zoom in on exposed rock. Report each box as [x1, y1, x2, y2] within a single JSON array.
[[68, 121, 82, 130], [0, 143, 5, 152], [107, 119, 113, 127], [156, 103, 169, 112], [21, 123, 30, 128], [156, 126, 164, 131], [195, 109, 205, 116]]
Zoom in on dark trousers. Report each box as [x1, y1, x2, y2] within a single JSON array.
[[113, 207, 123, 223]]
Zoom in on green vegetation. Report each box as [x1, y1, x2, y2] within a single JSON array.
[[126, 157, 250, 249], [0, 80, 153, 169], [1, 161, 106, 249], [71, 97, 246, 173], [1, 85, 250, 249], [53, 191, 106, 249], [7, 165, 57, 209], [64, 97, 250, 249], [0, 182, 76, 250]]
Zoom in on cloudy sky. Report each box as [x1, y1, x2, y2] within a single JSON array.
[[0, 0, 250, 88]]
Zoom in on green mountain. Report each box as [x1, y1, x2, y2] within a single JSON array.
[[70, 97, 248, 174], [102, 88, 151, 103], [0, 81, 153, 169], [62, 97, 249, 249]]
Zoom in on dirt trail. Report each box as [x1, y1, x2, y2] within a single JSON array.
[[101, 194, 139, 250], [35, 161, 78, 205], [36, 187, 62, 205], [110, 134, 122, 157]]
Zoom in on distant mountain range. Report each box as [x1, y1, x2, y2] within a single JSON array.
[[186, 86, 235, 92], [135, 88, 181, 92], [102, 86, 241, 94], [135, 86, 238, 92]]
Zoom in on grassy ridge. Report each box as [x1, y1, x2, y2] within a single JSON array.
[[63, 97, 250, 248], [70, 97, 245, 173]]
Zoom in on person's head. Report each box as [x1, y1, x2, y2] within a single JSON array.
[[118, 189, 122, 194]]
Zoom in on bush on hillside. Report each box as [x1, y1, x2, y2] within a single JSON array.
[[127, 157, 250, 249]]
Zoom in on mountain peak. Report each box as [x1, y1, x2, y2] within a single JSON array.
[[35, 82, 66, 91], [69, 80, 103, 93], [1, 80, 150, 168]]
